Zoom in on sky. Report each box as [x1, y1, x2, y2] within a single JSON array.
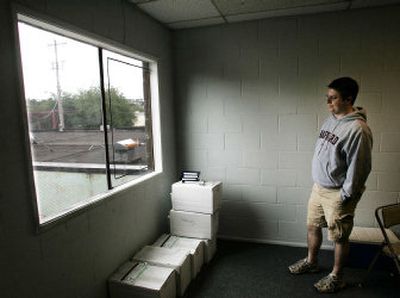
[[18, 22, 144, 101]]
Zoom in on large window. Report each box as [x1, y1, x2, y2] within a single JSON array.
[[17, 14, 161, 225]]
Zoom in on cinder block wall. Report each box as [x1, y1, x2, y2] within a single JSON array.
[[174, 5, 400, 246], [0, 1, 175, 297]]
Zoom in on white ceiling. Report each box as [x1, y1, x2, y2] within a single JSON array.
[[129, 0, 400, 29]]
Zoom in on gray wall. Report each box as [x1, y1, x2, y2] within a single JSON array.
[[2, 1, 400, 296], [0, 1, 175, 297], [174, 5, 400, 246]]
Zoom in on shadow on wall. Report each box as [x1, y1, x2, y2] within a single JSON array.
[[218, 199, 277, 240]]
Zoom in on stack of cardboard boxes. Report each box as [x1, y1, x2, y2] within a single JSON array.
[[108, 180, 222, 298], [169, 181, 221, 262]]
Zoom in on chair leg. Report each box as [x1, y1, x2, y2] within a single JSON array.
[[368, 248, 381, 273], [386, 243, 400, 276], [360, 247, 382, 286], [392, 256, 400, 275]]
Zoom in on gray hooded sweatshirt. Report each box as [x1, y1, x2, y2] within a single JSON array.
[[312, 107, 373, 202]]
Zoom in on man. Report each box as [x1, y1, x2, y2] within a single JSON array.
[[288, 77, 373, 293]]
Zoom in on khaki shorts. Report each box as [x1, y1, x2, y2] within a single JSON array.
[[307, 183, 360, 242]]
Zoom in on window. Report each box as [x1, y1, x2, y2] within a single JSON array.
[[17, 14, 161, 225]]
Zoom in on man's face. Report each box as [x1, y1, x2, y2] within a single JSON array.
[[326, 88, 351, 117]]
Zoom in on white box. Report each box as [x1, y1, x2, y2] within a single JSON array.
[[154, 234, 205, 278], [153, 233, 171, 247], [171, 181, 222, 214], [154, 234, 217, 264], [132, 246, 191, 297], [108, 261, 176, 298], [169, 209, 219, 240], [203, 237, 217, 263]]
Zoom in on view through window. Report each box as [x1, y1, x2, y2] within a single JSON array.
[[17, 17, 158, 224]]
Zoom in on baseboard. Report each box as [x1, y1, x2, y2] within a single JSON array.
[[217, 234, 335, 250]]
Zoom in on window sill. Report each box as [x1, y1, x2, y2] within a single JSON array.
[[37, 170, 163, 232]]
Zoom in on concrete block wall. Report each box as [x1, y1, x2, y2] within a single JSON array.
[[174, 5, 400, 246], [0, 1, 175, 297]]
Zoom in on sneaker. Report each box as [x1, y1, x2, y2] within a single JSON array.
[[314, 273, 346, 293], [288, 258, 319, 274]]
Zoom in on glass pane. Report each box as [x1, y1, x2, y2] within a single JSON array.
[[18, 22, 107, 223], [102, 50, 152, 188]]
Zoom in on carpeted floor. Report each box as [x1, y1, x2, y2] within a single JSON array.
[[185, 240, 400, 297]]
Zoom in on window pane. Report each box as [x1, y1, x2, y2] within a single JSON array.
[[17, 16, 159, 225], [18, 22, 107, 222], [102, 50, 153, 188]]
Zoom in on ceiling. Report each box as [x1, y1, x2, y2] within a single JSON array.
[[128, 0, 400, 29]]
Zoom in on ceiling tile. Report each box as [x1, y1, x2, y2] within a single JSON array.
[[130, 0, 157, 3], [213, 0, 346, 15], [129, 0, 400, 30], [168, 17, 226, 29], [350, 0, 400, 8], [226, 1, 348, 23], [137, 0, 220, 23]]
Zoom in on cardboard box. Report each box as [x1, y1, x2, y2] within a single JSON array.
[[132, 246, 191, 296], [171, 181, 222, 214], [153, 233, 171, 247], [203, 237, 217, 263], [108, 261, 176, 298], [169, 209, 219, 240], [154, 234, 205, 278]]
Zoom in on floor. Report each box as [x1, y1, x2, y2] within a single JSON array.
[[185, 240, 400, 298]]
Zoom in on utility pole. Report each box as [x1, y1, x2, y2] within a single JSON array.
[[50, 40, 65, 132]]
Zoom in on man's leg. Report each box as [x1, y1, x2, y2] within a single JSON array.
[[307, 225, 322, 264], [288, 184, 323, 274], [288, 224, 322, 274], [332, 240, 349, 276], [314, 194, 356, 293], [313, 240, 348, 292]]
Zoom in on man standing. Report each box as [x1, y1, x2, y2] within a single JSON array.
[[288, 77, 373, 293]]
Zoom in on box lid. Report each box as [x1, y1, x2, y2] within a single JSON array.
[[172, 181, 221, 190], [133, 246, 189, 273], [123, 262, 174, 290]]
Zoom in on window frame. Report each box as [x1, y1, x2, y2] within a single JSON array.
[[14, 9, 163, 230]]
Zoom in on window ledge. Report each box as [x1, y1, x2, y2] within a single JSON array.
[[38, 170, 163, 230]]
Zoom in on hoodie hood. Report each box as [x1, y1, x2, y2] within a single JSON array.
[[332, 106, 367, 122]]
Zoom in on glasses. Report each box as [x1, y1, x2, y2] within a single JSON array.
[[325, 95, 340, 103]]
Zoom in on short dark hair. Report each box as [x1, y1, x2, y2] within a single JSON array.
[[328, 77, 359, 105]]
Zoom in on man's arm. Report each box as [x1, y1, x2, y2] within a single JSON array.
[[341, 125, 373, 202]]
